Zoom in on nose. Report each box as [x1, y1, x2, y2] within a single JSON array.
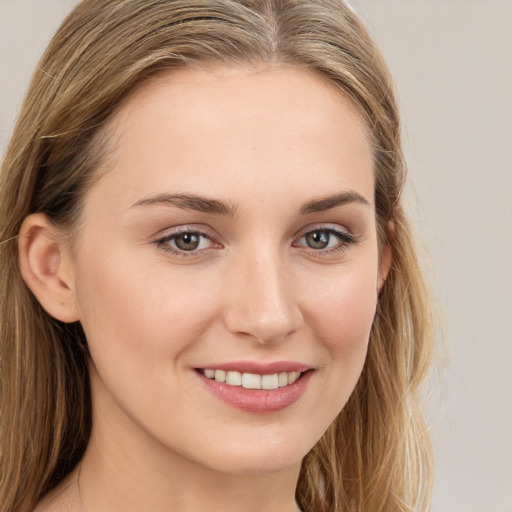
[[223, 250, 303, 344]]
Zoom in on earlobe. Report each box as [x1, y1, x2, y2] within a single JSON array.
[[18, 213, 80, 323]]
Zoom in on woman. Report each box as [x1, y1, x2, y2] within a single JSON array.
[[0, 1, 435, 511]]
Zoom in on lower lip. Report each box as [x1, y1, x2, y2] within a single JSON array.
[[196, 370, 313, 413]]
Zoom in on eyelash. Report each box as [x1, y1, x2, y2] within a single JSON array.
[[293, 225, 358, 255], [155, 227, 219, 258], [154, 225, 358, 258]]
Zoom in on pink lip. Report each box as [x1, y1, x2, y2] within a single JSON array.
[[194, 362, 314, 414]]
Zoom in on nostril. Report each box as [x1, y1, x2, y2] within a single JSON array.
[[224, 309, 302, 344]]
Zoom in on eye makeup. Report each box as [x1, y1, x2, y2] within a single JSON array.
[[153, 222, 359, 259], [155, 226, 222, 258]]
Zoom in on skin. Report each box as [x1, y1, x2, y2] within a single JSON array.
[[25, 66, 391, 512]]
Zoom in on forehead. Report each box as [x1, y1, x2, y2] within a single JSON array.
[[90, 65, 375, 212]]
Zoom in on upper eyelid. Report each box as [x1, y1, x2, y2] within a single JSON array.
[[294, 222, 355, 239], [155, 222, 352, 239], [155, 224, 217, 240]]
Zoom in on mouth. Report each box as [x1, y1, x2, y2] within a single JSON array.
[[198, 368, 305, 390], [194, 365, 313, 413]]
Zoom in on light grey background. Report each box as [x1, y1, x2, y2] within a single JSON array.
[[1, 1, 511, 511]]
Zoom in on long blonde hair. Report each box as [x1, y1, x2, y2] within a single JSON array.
[[0, 1, 435, 511]]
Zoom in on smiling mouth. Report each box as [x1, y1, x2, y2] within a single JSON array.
[[198, 369, 306, 390]]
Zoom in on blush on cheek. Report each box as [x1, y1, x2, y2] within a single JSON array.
[[312, 277, 377, 352]]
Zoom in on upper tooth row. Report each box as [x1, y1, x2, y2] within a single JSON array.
[[203, 369, 302, 390]]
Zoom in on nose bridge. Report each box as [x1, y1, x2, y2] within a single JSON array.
[[223, 244, 303, 344]]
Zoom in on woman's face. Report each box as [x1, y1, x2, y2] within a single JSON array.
[[71, 66, 387, 475]]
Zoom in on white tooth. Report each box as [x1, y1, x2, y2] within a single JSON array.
[[288, 371, 300, 384], [214, 370, 226, 383], [226, 371, 242, 386], [204, 369, 215, 379], [278, 372, 288, 387], [242, 373, 261, 390], [261, 373, 279, 390]]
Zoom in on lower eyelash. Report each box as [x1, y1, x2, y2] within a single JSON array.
[[157, 243, 199, 257]]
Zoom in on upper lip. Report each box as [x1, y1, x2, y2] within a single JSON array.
[[195, 361, 311, 374]]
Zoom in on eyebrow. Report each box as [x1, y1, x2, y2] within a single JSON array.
[[130, 190, 370, 216], [130, 193, 238, 217], [298, 191, 370, 214]]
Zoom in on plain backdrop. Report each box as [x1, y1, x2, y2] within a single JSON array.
[[1, 1, 511, 511]]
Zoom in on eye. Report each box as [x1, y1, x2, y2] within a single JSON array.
[[172, 232, 205, 251], [304, 230, 334, 250], [155, 228, 219, 256], [294, 226, 357, 254]]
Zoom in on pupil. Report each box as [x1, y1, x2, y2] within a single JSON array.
[[176, 233, 200, 251], [307, 230, 329, 249]]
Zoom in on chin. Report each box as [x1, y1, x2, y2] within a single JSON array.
[[184, 429, 317, 476], [207, 450, 303, 476]]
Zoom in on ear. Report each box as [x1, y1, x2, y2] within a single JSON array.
[[377, 221, 394, 293], [18, 213, 80, 323]]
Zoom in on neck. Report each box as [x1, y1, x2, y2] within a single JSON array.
[[76, 439, 302, 512]]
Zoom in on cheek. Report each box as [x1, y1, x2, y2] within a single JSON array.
[[73, 251, 224, 427], [74, 246, 221, 370], [307, 262, 378, 350], [303, 259, 378, 397]]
